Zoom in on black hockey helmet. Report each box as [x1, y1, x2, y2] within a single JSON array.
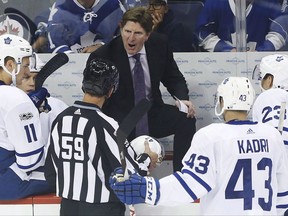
[[82, 57, 119, 97]]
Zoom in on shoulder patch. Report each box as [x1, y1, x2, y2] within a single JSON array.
[[19, 112, 34, 121]]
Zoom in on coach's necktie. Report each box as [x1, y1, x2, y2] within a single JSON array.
[[132, 53, 149, 136]]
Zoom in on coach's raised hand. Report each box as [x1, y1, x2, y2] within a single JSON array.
[[28, 87, 51, 113], [109, 167, 160, 205]]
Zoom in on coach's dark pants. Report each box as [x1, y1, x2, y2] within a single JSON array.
[[129, 103, 196, 172], [60, 198, 126, 216]]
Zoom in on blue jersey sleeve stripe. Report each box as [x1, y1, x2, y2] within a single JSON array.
[[182, 169, 212, 192], [174, 172, 198, 200], [278, 191, 288, 197], [17, 151, 44, 170], [15, 146, 44, 157]]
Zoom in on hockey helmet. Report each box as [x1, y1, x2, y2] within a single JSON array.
[[29, 52, 45, 73], [82, 57, 119, 96], [0, 34, 32, 75], [252, 54, 288, 90], [130, 135, 165, 165], [215, 77, 255, 117]]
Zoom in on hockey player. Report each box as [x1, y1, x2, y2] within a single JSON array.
[[44, 57, 164, 216], [195, 0, 287, 52], [16, 52, 68, 148], [252, 54, 288, 153], [110, 76, 288, 215], [0, 34, 53, 200], [47, 0, 125, 53]]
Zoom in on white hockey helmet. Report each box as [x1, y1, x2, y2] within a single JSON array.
[[130, 135, 165, 165], [29, 52, 45, 73], [0, 34, 32, 85], [252, 54, 288, 90], [0, 34, 32, 72], [215, 77, 255, 117]]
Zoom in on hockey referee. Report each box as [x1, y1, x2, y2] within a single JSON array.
[[44, 57, 126, 215]]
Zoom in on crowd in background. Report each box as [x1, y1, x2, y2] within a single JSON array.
[[1, 0, 288, 53]]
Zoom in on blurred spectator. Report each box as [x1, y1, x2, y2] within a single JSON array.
[[273, 14, 288, 51], [32, 1, 67, 53], [147, 0, 199, 52], [32, 6, 53, 53], [195, 0, 287, 52], [281, 0, 288, 13], [47, 0, 126, 53], [122, 0, 148, 10]]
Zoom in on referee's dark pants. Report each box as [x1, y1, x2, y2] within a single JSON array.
[[60, 198, 126, 216]]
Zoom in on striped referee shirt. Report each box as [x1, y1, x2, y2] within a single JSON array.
[[45, 101, 123, 203]]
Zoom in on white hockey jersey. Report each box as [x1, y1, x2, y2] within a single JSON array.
[[252, 88, 288, 153], [0, 85, 45, 177], [157, 120, 288, 215]]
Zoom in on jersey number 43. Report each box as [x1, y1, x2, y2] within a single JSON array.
[[225, 158, 272, 211]]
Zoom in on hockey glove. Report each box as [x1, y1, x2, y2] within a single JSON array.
[[109, 167, 160, 205], [28, 87, 51, 113]]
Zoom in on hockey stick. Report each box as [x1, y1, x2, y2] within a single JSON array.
[[278, 101, 286, 135], [116, 98, 151, 216], [35, 53, 69, 89], [116, 98, 152, 178]]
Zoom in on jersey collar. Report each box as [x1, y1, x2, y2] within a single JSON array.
[[226, 119, 257, 125]]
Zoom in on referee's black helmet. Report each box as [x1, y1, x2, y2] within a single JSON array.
[[82, 57, 119, 97]]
